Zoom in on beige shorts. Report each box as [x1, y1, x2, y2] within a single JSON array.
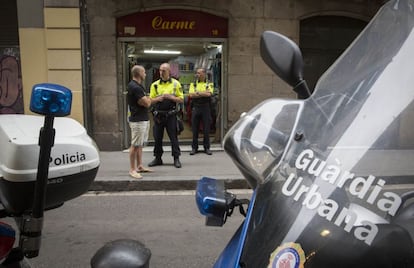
[[129, 121, 150, 147]]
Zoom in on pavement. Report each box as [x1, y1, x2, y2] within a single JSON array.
[[91, 143, 250, 192]]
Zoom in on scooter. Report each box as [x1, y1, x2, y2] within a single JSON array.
[[196, 0, 414, 267]]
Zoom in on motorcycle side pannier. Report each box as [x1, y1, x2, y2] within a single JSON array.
[[0, 115, 100, 215]]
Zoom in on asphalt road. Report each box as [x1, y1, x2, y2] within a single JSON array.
[[9, 190, 251, 268]]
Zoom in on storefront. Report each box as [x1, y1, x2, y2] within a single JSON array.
[[116, 9, 228, 148], [86, 1, 383, 151], [8, 0, 384, 151]]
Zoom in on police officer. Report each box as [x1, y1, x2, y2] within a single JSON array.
[[148, 63, 184, 168], [189, 68, 214, 155]]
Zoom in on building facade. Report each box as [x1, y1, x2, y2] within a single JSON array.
[[4, 0, 384, 151]]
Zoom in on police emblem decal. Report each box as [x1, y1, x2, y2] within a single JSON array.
[[268, 242, 305, 268]]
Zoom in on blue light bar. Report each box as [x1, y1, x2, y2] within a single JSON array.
[[195, 177, 227, 217], [30, 83, 72, 117]]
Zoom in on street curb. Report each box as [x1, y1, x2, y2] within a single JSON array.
[[90, 179, 250, 192]]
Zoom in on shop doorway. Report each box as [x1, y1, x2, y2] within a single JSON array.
[[118, 38, 226, 149]]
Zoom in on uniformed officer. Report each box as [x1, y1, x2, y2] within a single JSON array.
[[188, 68, 214, 155], [148, 63, 184, 168]]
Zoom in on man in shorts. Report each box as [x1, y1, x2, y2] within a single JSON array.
[[127, 65, 153, 179]]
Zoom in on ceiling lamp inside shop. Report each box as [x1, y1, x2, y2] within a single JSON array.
[[143, 49, 181, 55], [127, 41, 222, 62]]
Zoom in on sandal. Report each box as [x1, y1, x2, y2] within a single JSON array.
[[137, 167, 154, 173], [129, 170, 143, 179]]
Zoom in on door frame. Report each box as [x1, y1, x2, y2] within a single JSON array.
[[116, 37, 228, 149]]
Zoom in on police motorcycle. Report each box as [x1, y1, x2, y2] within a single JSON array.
[[196, 0, 414, 267], [0, 84, 100, 267], [0, 84, 151, 268]]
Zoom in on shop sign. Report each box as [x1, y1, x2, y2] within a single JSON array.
[[116, 9, 228, 38]]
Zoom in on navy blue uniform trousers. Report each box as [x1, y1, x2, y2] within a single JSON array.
[[153, 113, 181, 158], [191, 104, 211, 151]]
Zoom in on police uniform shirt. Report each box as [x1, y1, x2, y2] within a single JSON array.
[[150, 78, 184, 111], [189, 81, 214, 105]]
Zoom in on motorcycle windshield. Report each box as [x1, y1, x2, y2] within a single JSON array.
[[225, 1, 414, 267]]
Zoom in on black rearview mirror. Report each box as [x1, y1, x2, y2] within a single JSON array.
[[260, 31, 311, 99]]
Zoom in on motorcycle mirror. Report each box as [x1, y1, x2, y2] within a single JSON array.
[[260, 31, 311, 99], [91, 239, 151, 268]]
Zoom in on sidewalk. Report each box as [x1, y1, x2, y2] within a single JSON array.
[[91, 144, 249, 192]]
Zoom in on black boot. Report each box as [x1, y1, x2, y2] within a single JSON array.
[[148, 157, 163, 167], [174, 157, 182, 168], [204, 148, 212, 155]]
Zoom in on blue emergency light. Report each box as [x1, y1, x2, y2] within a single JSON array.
[[196, 177, 227, 217], [30, 83, 72, 116], [25, 83, 72, 258]]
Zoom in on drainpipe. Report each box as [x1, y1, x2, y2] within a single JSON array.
[[79, 0, 93, 136]]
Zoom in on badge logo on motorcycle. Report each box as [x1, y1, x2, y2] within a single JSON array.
[[268, 242, 305, 268]]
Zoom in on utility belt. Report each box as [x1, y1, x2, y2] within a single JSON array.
[[152, 109, 177, 124], [152, 109, 177, 117]]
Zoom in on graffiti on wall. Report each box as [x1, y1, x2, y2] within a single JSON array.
[[0, 48, 24, 114]]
